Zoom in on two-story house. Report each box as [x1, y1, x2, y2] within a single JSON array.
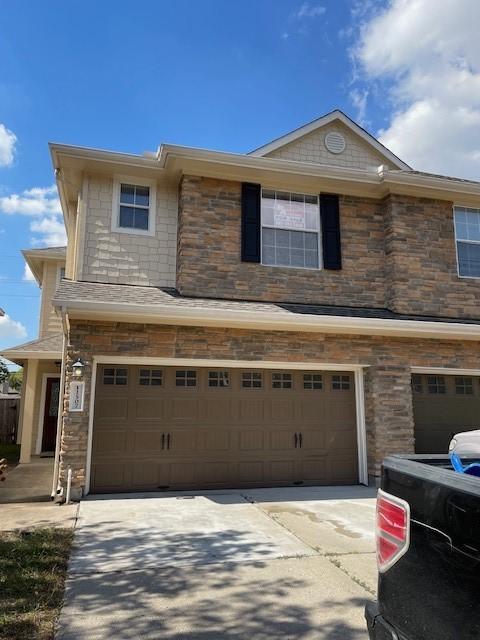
[[4, 110, 480, 500]]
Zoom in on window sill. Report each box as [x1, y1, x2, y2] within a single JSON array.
[[112, 225, 156, 237]]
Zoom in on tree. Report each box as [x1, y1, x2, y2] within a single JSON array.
[[8, 369, 23, 391], [0, 358, 8, 384]]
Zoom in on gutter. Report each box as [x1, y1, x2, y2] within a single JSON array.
[[51, 297, 480, 341]]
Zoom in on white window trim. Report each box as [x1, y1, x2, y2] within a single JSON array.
[[453, 205, 480, 280], [111, 174, 157, 237], [56, 263, 66, 287], [260, 188, 323, 271]]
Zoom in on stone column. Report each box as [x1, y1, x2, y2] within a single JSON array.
[[364, 363, 415, 480], [59, 347, 92, 499], [19, 359, 39, 464]]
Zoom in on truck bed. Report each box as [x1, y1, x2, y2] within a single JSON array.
[[366, 454, 480, 640]]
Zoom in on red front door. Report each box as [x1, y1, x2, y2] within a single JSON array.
[[41, 377, 60, 453]]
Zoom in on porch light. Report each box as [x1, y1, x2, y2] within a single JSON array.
[[72, 360, 84, 378]]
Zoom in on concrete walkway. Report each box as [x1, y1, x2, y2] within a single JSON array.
[[58, 486, 377, 639], [0, 457, 78, 531]]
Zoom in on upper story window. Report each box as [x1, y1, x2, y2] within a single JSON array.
[[261, 190, 320, 269], [112, 176, 156, 236], [454, 206, 480, 278]]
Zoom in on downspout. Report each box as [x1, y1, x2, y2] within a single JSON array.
[[51, 306, 69, 500]]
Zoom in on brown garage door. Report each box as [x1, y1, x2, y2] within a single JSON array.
[[90, 365, 358, 493], [412, 374, 480, 453]]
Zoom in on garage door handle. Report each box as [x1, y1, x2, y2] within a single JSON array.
[[299, 433, 303, 448], [167, 433, 171, 450], [294, 433, 298, 448], [161, 433, 165, 450]]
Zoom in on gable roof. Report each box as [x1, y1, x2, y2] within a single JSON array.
[[249, 109, 411, 171]]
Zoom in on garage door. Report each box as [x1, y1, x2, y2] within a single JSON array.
[[412, 374, 480, 453], [90, 365, 358, 493]]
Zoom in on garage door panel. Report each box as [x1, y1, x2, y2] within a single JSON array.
[[92, 463, 128, 491], [133, 430, 163, 453], [237, 461, 264, 482], [271, 399, 295, 421], [239, 430, 265, 451], [239, 398, 265, 421], [94, 430, 127, 455], [91, 365, 358, 492], [270, 430, 296, 451], [202, 397, 237, 421], [197, 429, 231, 451], [269, 460, 297, 482], [95, 398, 128, 421], [135, 398, 167, 420]]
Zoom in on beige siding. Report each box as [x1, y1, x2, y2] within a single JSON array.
[[266, 122, 394, 170], [80, 174, 177, 287], [31, 362, 60, 454], [39, 261, 64, 337]]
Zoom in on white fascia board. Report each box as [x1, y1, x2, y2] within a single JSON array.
[[0, 350, 61, 361], [52, 298, 480, 341], [159, 144, 382, 183]]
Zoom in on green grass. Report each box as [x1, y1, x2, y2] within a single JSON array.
[[0, 528, 73, 640], [0, 443, 20, 465]]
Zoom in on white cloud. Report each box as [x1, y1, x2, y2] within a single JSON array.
[[0, 124, 16, 167], [23, 264, 35, 282], [354, 0, 480, 179], [295, 2, 326, 19], [30, 216, 67, 247], [0, 184, 65, 246], [0, 185, 61, 216], [0, 314, 27, 341], [350, 88, 369, 127]]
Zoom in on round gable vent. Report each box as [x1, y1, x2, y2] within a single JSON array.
[[325, 131, 346, 154]]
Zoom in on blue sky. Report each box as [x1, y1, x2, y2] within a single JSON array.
[[1, 0, 479, 354]]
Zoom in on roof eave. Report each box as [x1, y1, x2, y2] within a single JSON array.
[[51, 297, 480, 341]]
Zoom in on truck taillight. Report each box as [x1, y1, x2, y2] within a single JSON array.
[[376, 489, 410, 573]]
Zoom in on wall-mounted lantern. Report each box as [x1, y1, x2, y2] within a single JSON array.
[[72, 360, 85, 379]]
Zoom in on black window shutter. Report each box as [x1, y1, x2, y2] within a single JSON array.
[[241, 182, 261, 262], [320, 194, 342, 270]]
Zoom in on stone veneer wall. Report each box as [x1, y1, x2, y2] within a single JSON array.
[[60, 319, 480, 496], [384, 194, 479, 319], [177, 175, 387, 307], [178, 177, 480, 320]]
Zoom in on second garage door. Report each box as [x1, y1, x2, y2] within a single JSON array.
[[413, 373, 480, 453], [91, 365, 358, 493]]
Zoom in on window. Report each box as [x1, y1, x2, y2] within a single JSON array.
[[103, 368, 128, 385], [454, 207, 480, 277], [272, 373, 292, 389], [304, 373, 323, 390], [411, 374, 423, 394], [242, 372, 262, 388], [112, 177, 156, 236], [261, 190, 320, 269], [455, 376, 474, 395], [139, 369, 163, 386], [332, 375, 350, 390], [208, 371, 230, 387], [427, 375, 446, 394], [175, 370, 197, 387]]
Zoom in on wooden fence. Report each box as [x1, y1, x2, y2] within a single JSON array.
[[0, 397, 20, 444]]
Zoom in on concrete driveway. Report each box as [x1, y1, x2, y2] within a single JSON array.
[[57, 485, 377, 640]]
